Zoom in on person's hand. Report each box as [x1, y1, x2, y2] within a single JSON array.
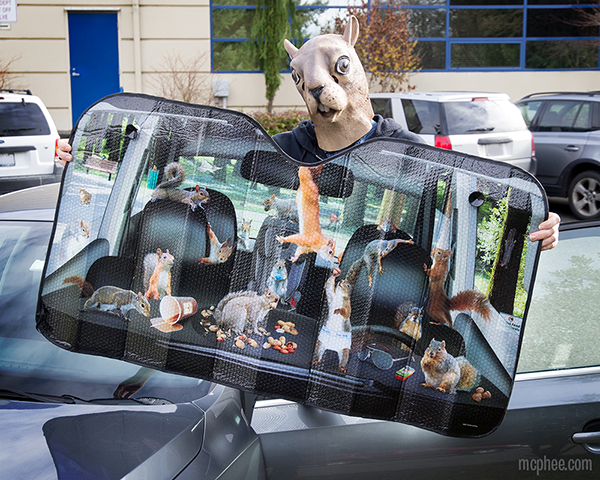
[[55, 138, 72, 167], [529, 211, 560, 251]]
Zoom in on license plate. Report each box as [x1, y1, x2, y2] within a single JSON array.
[[486, 143, 505, 156], [0, 153, 15, 166]]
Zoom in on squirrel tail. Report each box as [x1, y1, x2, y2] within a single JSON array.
[[63, 275, 95, 298], [213, 291, 256, 321], [448, 289, 491, 322], [156, 162, 185, 189], [456, 357, 479, 391]]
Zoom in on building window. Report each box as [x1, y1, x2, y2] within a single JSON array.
[[210, 1, 600, 72]]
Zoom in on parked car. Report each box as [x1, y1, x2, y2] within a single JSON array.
[[0, 89, 62, 195], [2, 185, 600, 478], [370, 91, 536, 174], [515, 92, 600, 220]]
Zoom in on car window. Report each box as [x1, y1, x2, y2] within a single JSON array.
[[573, 103, 592, 131], [537, 100, 589, 132], [401, 99, 441, 134], [517, 100, 543, 127], [442, 99, 527, 135], [0, 102, 52, 137], [371, 98, 393, 119], [517, 225, 600, 373]]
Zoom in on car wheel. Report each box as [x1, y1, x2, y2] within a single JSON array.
[[567, 171, 600, 220]]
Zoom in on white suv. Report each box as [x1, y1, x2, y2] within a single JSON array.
[[370, 91, 537, 174], [0, 89, 61, 195]]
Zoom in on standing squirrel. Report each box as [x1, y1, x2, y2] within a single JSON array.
[[263, 194, 299, 223], [277, 166, 336, 263], [345, 238, 414, 287], [144, 248, 174, 300], [421, 339, 478, 395], [312, 271, 353, 373], [424, 248, 491, 328], [83, 286, 151, 320], [151, 162, 210, 211], [237, 218, 252, 250], [199, 223, 234, 264], [396, 306, 422, 352], [266, 260, 288, 302], [213, 289, 279, 334]]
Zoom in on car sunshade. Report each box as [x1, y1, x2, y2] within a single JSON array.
[[37, 93, 548, 437]]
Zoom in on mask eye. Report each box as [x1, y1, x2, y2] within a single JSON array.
[[335, 56, 350, 75], [291, 69, 301, 85]]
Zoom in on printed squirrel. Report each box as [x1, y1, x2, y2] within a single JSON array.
[[83, 286, 151, 320], [312, 271, 353, 372], [213, 289, 279, 334], [237, 219, 252, 250], [79, 188, 92, 206], [396, 306, 422, 352], [277, 166, 336, 263], [424, 248, 491, 328], [144, 248, 174, 300], [58, 219, 91, 265], [199, 223, 234, 264], [421, 339, 478, 395], [345, 238, 414, 287], [151, 162, 210, 211], [263, 194, 299, 223], [266, 260, 288, 301]]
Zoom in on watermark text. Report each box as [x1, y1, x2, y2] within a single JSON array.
[[519, 456, 592, 475]]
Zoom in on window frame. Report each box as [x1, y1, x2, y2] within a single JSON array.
[[210, 1, 600, 73]]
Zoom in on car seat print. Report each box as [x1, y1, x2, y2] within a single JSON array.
[[38, 93, 548, 438]]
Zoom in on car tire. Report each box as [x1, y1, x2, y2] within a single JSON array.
[[567, 170, 600, 220]]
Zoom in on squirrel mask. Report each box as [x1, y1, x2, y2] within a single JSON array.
[[284, 15, 375, 153]]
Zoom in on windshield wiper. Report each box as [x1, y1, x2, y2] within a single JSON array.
[[0, 127, 37, 134], [467, 127, 495, 132], [0, 388, 173, 405], [0, 387, 76, 404]]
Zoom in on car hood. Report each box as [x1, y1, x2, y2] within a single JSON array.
[[0, 399, 204, 480]]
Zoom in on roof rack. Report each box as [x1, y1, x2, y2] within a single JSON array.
[[0, 88, 32, 95], [520, 91, 600, 99]]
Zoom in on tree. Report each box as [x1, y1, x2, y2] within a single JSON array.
[[149, 50, 214, 105], [332, 0, 420, 92], [252, 0, 292, 113], [0, 54, 21, 89]]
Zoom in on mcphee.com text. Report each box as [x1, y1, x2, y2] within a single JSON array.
[[518, 456, 592, 475]]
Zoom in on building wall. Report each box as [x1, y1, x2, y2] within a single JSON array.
[[1, 1, 598, 134]]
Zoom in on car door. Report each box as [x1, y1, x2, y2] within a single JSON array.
[[254, 222, 600, 479], [531, 100, 591, 190]]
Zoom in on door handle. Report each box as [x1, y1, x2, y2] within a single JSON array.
[[565, 146, 579, 152], [72, 68, 80, 77], [572, 431, 600, 444]]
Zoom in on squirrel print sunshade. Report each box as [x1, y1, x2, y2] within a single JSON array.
[[37, 94, 548, 437]]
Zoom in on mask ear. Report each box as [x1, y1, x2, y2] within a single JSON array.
[[342, 15, 360, 47], [284, 39, 299, 59]]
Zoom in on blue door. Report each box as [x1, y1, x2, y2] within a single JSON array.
[[68, 12, 120, 127]]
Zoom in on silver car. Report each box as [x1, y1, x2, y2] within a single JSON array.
[[1, 184, 599, 479], [516, 92, 600, 220], [371, 91, 536, 174]]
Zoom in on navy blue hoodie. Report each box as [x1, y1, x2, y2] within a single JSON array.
[[272, 114, 423, 164]]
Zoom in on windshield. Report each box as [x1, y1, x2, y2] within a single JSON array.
[[0, 102, 52, 137], [443, 99, 527, 135], [0, 220, 209, 403]]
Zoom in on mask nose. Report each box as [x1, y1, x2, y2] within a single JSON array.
[[309, 85, 324, 102]]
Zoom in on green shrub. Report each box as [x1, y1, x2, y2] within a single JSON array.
[[249, 110, 310, 136]]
